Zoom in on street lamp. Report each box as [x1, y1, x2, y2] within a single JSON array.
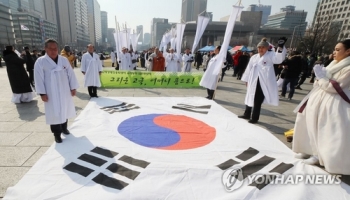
[[290, 24, 305, 50]]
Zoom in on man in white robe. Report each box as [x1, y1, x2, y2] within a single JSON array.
[[239, 37, 287, 124], [81, 44, 103, 98], [34, 39, 79, 143], [199, 46, 226, 100], [165, 48, 179, 72], [110, 50, 116, 67], [118, 47, 130, 71], [182, 48, 194, 72]]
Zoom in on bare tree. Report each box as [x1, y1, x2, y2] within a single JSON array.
[[296, 13, 342, 54]]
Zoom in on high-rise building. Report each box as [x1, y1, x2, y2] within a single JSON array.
[[0, 0, 30, 12], [136, 25, 143, 43], [150, 18, 172, 46], [247, 4, 271, 26], [313, 0, 350, 40], [12, 12, 57, 49], [87, 0, 102, 48], [101, 11, 108, 47], [181, 0, 207, 22], [264, 6, 307, 36], [107, 28, 115, 48], [43, 0, 89, 50], [144, 33, 150, 45], [28, 0, 44, 17], [0, 4, 16, 48]]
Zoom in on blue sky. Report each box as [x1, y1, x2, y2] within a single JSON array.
[[98, 0, 318, 33]]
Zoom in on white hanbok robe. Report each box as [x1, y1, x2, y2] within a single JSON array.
[[241, 48, 286, 107], [110, 52, 116, 63], [165, 53, 179, 72], [293, 56, 350, 174], [182, 54, 193, 72], [199, 55, 225, 90], [34, 55, 79, 125], [81, 52, 103, 87], [118, 53, 130, 71]]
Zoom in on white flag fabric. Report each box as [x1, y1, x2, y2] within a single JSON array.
[[118, 28, 131, 50], [20, 24, 29, 30], [191, 16, 210, 54], [170, 37, 176, 50], [130, 33, 140, 51], [175, 23, 186, 57], [212, 6, 243, 76], [4, 97, 350, 200]]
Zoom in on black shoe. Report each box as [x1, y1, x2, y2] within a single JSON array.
[[248, 119, 258, 124], [295, 85, 302, 90], [238, 115, 250, 120], [62, 129, 70, 135], [288, 98, 292, 101], [206, 96, 213, 100], [54, 133, 62, 143]]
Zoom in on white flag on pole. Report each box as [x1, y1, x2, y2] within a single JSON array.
[[211, 6, 243, 76], [191, 16, 210, 54], [175, 23, 186, 57], [21, 24, 29, 30]]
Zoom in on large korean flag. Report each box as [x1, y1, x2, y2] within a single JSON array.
[[4, 97, 350, 200]]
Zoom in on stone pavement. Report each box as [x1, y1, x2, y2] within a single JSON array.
[[0, 64, 313, 198]]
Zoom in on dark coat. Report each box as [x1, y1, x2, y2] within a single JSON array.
[[24, 51, 35, 71], [281, 55, 303, 79], [3, 50, 32, 94], [236, 54, 250, 71]]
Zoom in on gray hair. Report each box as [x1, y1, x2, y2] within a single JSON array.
[[45, 38, 58, 48], [257, 38, 269, 48]]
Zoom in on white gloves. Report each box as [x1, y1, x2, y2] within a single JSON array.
[[313, 64, 327, 79]]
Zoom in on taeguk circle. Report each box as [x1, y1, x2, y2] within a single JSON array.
[[117, 114, 216, 150]]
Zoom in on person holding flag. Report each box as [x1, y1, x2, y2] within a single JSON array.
[[238, 37, 287, 124]]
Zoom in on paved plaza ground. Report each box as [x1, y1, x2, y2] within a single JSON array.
[[0, 60, 313, 198]]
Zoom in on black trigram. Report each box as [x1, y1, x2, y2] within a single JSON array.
[[172, 103, 212, 114], [100, 102, 140, 114], [216, 147, 294, 190], [63, 147, 150, 190]]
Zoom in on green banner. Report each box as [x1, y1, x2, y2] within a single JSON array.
[[100, 70, 203, 88]]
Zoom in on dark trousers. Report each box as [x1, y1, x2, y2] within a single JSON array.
[[281, 78, 298, 99], [237, 67, 245, 80], [297, 72, 307, 86], [221, 67, 227, 81], [244, 79, 265, 121], [233, 66, 238, 76], [141, 59, 145, 67], [115, 62, 119, 70], [28, 70, 34, 86], [88, 86, 97, 97], [207, 89, 215, 99], [50, 120, 68, 134]]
